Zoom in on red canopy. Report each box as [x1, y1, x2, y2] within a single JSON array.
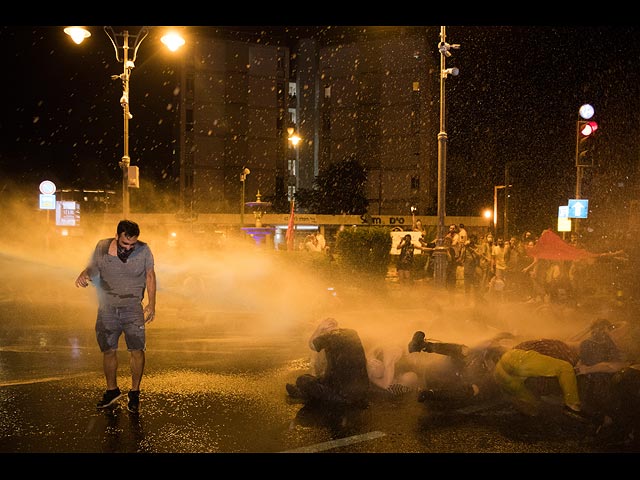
[[525, 229, 599, 261]]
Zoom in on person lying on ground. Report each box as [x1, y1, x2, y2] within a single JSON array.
[[366, 344, 420, 398]]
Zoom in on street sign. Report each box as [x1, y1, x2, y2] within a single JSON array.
[[558, 217, 572, 232], [568, 199, 588, 219], [39, 180, 56, 195], [39, 194, 56, 210], [558, 205, 569, 218]]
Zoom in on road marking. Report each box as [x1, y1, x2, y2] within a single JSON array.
[[280, 431, 386, 453], [0, 373, 93, 387]]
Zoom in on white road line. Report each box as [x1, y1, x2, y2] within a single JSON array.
[[280, 431, 386, 453], [0, 373, 94, 387]]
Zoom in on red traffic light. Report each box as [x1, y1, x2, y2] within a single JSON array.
[[579, 120, 598, 137]]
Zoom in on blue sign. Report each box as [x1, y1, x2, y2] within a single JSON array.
[[568, 199, 588, 219]]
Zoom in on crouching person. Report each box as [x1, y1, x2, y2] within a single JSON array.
[[286, 318, 370, 409]]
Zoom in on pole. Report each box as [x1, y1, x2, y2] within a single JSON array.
[[432, 26, 451, 288], [66, 27, 184, 220], [574, 119, 582, 234], [503, 162, 510, 240], [119, 31, 131, 219], [493, 185, 499, 234], [241, 176, 246, 226], [240, 167, 249, 226]]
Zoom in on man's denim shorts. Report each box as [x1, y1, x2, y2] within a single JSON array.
[[95, 304, 146, 352]]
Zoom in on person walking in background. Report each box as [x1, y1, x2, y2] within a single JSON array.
[[443, 224, 461, 292], [461, 234, 482, 304], [412, 217, 426, 238], [458, 223, 468, 246], [395, 234, 415, 285], [478, 233, 494, 293], [489, 237, 510, 300], [75, 220, 156, 414]]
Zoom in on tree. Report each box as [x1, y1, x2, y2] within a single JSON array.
[[296, 158, 369, 214]]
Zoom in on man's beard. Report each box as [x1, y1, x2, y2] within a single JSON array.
[[117, 245, 134, 263]]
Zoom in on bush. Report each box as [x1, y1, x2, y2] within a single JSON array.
[[334, 227, 392, 281]]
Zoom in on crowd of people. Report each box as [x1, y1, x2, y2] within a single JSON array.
[[286, 315, 640, 447], [396, 221, 630, 308]]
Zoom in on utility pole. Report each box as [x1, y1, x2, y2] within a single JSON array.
[[433, 26, 460, 288]]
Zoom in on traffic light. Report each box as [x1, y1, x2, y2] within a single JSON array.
[[576, 119, 598, 167]]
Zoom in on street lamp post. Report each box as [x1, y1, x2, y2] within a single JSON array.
[[433, 26, 460, 288], [493, 184, 513, 238], [287, 127, 301, 199], [240, 167, 250, 226], [64, 26, 185, 219]]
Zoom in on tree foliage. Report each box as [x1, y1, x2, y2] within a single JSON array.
[[296, 158, 369, 214]]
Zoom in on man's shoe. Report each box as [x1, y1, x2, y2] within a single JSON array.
[[408, 331, 428, 353], [97, 388, 122, 409], [563, 405, 591, 423], [127, 390, 140, 414]]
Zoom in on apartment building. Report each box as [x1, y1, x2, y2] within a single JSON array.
[[177, 26, 439, 217]]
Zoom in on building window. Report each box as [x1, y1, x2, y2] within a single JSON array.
[[411, 176, 420, 190], [324, 85, 331, 98]]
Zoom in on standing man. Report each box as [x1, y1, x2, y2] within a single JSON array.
[[75, 220, 156, 414]]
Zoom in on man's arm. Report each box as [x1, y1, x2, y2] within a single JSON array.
[[144, 267, 156, 322], [576, 360, 630, 375], [75, 268, 91, 288]]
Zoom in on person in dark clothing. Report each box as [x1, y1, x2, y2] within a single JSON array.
[[408, 331, 513, 409], [461, 234, 482, 303], [286, 318, 370, 408], [396, 234, 415, 284], [579, 319, 621, 366], [572, 319, 634, 440]]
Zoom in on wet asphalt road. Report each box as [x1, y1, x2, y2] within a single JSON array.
[[1, 310, 636, 457], [1, 248, 639, 468]]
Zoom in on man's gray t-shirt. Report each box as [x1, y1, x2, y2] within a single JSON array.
[[87, 238, 154, 307]]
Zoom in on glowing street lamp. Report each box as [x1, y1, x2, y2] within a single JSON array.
[[64, 26, 185, 219], [287, 127, 301, 147], [287, 127, 301, 200], [483, 209, 493, 233]]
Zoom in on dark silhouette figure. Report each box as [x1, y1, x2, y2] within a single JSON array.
[[287, 319, 370, 408]]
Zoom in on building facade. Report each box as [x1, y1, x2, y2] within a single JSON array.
[[177, 27, 439, 218]]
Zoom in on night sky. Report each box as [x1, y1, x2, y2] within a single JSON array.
[[1, 21, 639, 235]]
